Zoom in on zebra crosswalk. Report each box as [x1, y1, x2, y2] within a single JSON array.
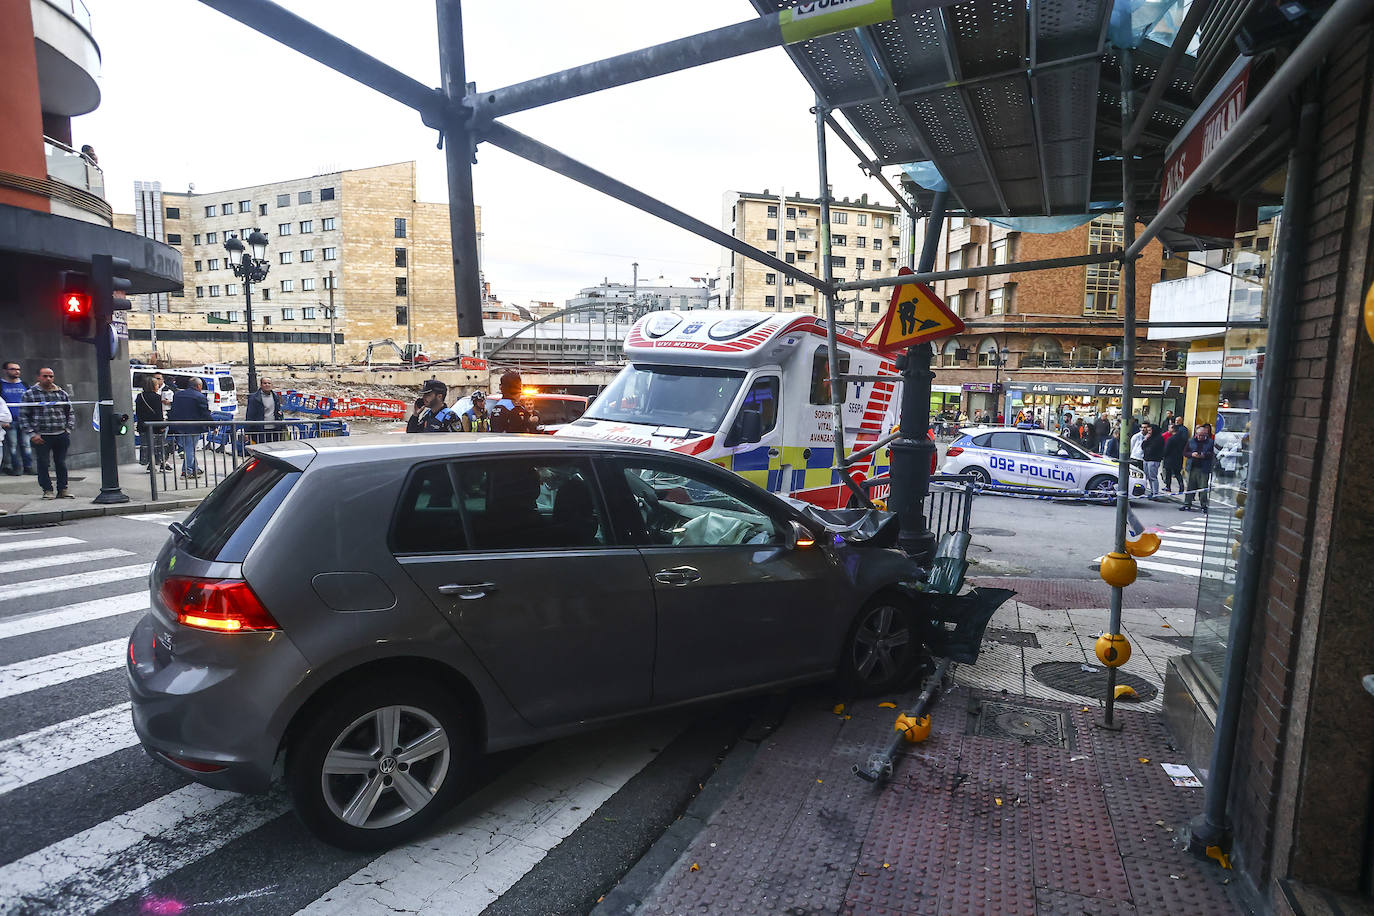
[[0, 516, 685, 915], [1095, 515, 1237, 581]]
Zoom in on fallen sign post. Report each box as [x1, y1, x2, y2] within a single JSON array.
[[863, 266, 964, 353]]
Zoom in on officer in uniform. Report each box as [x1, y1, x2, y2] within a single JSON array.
[[407, 380, 462, 433], [488, 371, 538, 434], [461, 391, 490, 431]]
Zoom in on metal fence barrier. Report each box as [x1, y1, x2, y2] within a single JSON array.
[[859, 473, 976, 544], [142, 419, 348, 499]]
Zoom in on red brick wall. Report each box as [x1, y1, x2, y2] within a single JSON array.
[[1227, 23, 1374, 898]]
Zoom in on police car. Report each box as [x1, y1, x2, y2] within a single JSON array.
[[940, 426, 1146, 498]]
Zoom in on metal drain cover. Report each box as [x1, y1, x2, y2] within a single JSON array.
[[969, 701, 1070, 748], [984, 627, 1041, 648], [1029, 661, 1159, 702], [970, 526, 1016, 537]]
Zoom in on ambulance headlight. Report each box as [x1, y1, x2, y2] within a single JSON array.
[[708, 316, 767, 340], [644, 312, 682, 338]]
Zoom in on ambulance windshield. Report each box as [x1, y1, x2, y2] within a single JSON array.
[[586, 364, 746, 434]]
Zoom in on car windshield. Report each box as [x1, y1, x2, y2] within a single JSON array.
[[585, 364, 747, 433]]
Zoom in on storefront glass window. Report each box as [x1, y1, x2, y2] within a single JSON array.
[[1190, 210, 1280, 684]]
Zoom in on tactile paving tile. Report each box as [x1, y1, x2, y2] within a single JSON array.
[[931, 855, 1038, 916], [1036, 887, 1140, 914], [1121, 852, 1240, 914]]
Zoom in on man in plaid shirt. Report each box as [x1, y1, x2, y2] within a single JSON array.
[[19, 367, 75, 499]]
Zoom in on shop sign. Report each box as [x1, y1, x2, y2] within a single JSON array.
[[1024, 382, 1094, 396], [1094, 383, 1175, 397], [961, 382, 1002, 393], [1160, 61, 1250, 209], [1186, 349, 1225, 375]]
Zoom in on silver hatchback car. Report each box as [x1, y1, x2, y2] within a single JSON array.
[[128, 434, 930, 849]]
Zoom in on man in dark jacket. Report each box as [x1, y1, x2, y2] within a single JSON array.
[[1180, 424, 1214, 511], [167, 378, 213, 477], [1162, 421, 1187, 493], [1094, 415, 1111, 450], [407, 380, 461, 433], [245, 377, 284, 442]]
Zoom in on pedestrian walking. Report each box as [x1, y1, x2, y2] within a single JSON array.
[[1082, 417, 1099, 452], [1140, 421, 1165, 498], [1, 361, 34, 475], [1103, 423, 1120, 459], [1180, 424, 1215, 512], [1162, 421, 1186, 493], [167, 377, 213, 477], [20, 367, 75, 499], [1129, 423, 1145, 470], [245, 376, 284, 442], [134, 376, 169, 469], [1094, 414, 1111, 450]]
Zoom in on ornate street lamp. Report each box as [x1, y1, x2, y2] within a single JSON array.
[[225, 229, 271, 391]]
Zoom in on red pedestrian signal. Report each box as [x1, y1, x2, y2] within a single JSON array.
[[62, 291, 91, 316], [58, 271, 94, 340]]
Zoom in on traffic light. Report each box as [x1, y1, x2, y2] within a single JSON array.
[[116, 413, 130, 435], [59, 271, 94, 340]]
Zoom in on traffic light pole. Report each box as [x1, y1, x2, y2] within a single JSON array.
[[90, 255, 129, 504]]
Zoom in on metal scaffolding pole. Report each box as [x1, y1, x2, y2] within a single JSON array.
[[823, 113, 918, 219], [482, 120, 831, 294], [1120, 0, 1212, 153], [833, 251, 1120, 292], [437, 0, 484, 338]]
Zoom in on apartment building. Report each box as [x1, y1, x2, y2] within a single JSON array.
[[119, 162, 480, 365], [912, 214, 1178, 422], [720, 190, 901, 333]]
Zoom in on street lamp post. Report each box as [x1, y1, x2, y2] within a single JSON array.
[[992, 344, 1010, 420], [225, 230, 271, 391]]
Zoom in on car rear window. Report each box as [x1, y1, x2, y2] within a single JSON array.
[[180, 457, 299, 562]]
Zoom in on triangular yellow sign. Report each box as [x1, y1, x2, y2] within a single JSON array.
[[863, 267, 964, 353]]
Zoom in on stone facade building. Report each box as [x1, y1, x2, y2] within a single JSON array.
[[118, 162, 479, 366]]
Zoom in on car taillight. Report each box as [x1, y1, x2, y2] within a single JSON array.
[[945, 446, 964, 457], [160, 576, 280, 633]]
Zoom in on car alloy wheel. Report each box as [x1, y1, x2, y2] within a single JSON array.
[[321, 705, 450, 830], [964, 467, 991, 484], [1087, 475, 1117, 499], [842, 598, 920, 695]]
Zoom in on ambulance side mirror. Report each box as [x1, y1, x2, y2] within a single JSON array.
[[728, 406, 764, 447]]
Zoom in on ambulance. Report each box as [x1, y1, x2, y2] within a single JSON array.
[[557, 310, 906, 508]]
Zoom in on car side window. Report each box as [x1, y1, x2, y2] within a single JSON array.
[[727, 375, 780, 443], [986, 432, 1025, 452], [1025, 435, 1068, 458], [616, 460, 783, 547], [459, 458, 607, 551], [392, 463, 465, 553]]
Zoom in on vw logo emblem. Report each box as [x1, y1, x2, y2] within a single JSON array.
[[379, 756, 397, 775]]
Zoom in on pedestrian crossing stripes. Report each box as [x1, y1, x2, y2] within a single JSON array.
[[123, 512, 184, 526], [1095, 516, 1236, 581], [0, 563, 150, 602], [0, 547, 134, 576], [0, 638, 126, 700], [0, 591, 147, 640], [0, 702, 135, 797], [0, 536, 84, 554]]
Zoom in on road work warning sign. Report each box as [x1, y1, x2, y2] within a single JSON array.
[[863, 266, 964, 353]]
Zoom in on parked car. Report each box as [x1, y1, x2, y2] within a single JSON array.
[[940, 425, 1146, 498], [127, 434, 932, 850]]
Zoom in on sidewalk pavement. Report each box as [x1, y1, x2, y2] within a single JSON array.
[[615, 592, 1248, 915], [0, 460, 204, 526]]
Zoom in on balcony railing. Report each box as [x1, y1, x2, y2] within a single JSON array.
[[44, 138, 104, 198], [42, 0, 93, 32]]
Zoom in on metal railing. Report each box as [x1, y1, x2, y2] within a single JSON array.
[[43, 137, 104, 199], [142, 419, 348, 499], [860, 472, 976, 545]]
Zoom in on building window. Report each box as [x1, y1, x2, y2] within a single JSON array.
[[766, 204, 778, 218], [165, 207, 180, 220], [207, 258, 220, 271], [277, 194, 290, 207], [193, 234, 201, 246], [261, 315, 271, 327], [872, 238, 882, 250], [784, 296, 794, 308], [195, 286, 204, 297], [323, 274, 337, 289], [194, 260, 203, 271], [322, 217, 336, 231], [302, 278, 316, 291], [834, 234, 847, 246], [227, 310, 240, 322], [796, 294, 809, 306], [948, 248, 964, 271], [785, 252, 795, 263], [299, 220, 313, 234], [323, 247, 337, 260], [785, 230, 795, 242], [764, 273, 776, 285], [989, 287, 1005, 315], [235, 200, 248, 213], [786, 207, 796, 219], [1085, 214, 1124, 315], [830, 255, 847, 268], [219, 203, 232, 215], [279, 223, 292, 236], [395, 247, 407, 267], [205, 231, 217, 244], [856, 213, 868, 226], [857, 236, 866, 248], [226, 283, 238, 296], [280, 279, 294, 292], [395, 277, 408, 296], [282, 308, 295, 320], [320, 187, 335, 201], [940, 338, 961, 367], [766, 228, 777, 240], [303, 306, 316, 318], [868, 259, 878, 271], [298, 190, 312, 205], [991, 238, 1010, 265], [869, 302, 879, 313], [209, 285, 221, 297], [280, 252, 293, 264], [874, 216, 884, 228], [396, 305, 409, 325], [300, 249, 315, 262], [259, 203, 268, 216], [394, 217, 407, 238], [204, 205, 216, 217], [784, 275, 795, 285], [261, 288, 270, 300], [764, 295, 776, 308], [797, 208, 808, 218], [831, 211, 848, 224]]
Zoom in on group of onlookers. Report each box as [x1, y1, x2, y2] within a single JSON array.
[[1058, 409, 1217, 511], [1, 362, 76, 500]]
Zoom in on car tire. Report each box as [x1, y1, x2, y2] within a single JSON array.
[[964, 466, 991, 484], [838, 594, 925, 696], [1086, 475, 1117, 500], [286, 677, 473, 851]]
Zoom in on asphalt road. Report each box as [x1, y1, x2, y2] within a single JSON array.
[[0, 491, 1209, 914]]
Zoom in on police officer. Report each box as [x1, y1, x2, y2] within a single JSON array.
[[488, 371, 538, 434], [461, 391, 489, 432], [407, 380, 462, 433]]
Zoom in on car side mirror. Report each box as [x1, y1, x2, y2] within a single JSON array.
[[728, 405, 764, 446], [788, 520, 816, 550], [1056, 449, 1071, 458]]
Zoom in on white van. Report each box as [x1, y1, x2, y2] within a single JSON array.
[[131, 364, 237, 417], [557, 311, 905, 508]]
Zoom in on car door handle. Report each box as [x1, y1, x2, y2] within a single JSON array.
[[654, 566, 701, 586], [437, 582, 498, 599]]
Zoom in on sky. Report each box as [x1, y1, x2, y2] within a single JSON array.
[[77, 0, 906, 307]]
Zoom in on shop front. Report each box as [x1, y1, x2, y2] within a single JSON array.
[[929, 383, 961, 420], [1181, 332, 1265, 432], [960, 382, 1002, 421], [1005, 381, 1183, 431]]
